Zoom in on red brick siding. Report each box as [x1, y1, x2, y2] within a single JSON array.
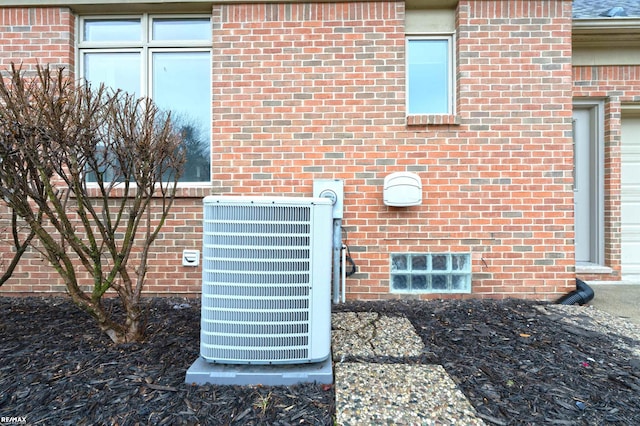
[[0, 192, 208, 296], [572, 65, 640, 281], [211, 0, 575, 300], [0, 7, 209, 296], [0, 6, 76, 295], [0, 7, 74, 69], [135, 195, 207, 295], [0, 2, 576, 300]]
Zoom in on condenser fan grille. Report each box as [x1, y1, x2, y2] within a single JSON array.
[[203, 309, 309, 324], [200, 197, 333, 364], [205, 297, 309, 311], [203, 282, 310, 297]]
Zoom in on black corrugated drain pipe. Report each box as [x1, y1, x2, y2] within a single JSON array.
[[557, 278, 595, 306]]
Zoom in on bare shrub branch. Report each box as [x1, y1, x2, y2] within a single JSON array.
[[0, 64, 186, 343]]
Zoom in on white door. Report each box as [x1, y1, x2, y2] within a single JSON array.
[[621, 114, 640, 276], [573, 104, 603, 265], [573, 108, 593, 263]]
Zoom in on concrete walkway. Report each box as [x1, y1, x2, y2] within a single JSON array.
[[331, 312, 485, 425], [331, 285, 640, 425], [588, 282, 640, 325]]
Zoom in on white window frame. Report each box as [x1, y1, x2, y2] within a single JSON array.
[[77, 13, 212, 187], [406, 34, 456, 116], [573, 100, 605, 268]]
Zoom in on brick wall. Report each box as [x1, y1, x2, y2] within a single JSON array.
[[0, 192, 207, 295], [0, 7, 208, 296], [572, 65, 640, 281], [211, 0, 576, 300], [0, 7, 74, 69], [0, 6, 76, 295], [0, 1, 576, 300]]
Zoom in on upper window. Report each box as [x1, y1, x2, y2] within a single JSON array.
[[406, 36, 454, 115], [78, 15, 212, 183]]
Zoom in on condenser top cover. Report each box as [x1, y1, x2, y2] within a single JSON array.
[[383, 172, 422, 207]]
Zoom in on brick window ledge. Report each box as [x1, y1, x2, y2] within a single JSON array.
[[84, 185, 212, 199], [407, 114, 461, 126], [575, 263, 613, 275]]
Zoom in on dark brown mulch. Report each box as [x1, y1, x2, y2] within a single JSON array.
[[0, 297, 333, 426], [1, 297, 639, 425]]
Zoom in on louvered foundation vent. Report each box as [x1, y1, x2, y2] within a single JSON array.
[[200, 196, 334, 365]]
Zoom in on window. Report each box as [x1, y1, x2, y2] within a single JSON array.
[[406, 37, 453, 115], [78, 15, 212, 183], [390, 253, 471, 293]]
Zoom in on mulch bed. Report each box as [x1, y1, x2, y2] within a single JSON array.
[[335, 299, 640, 425], [1, 296, 639, 425], [0, 297, 332, 425]]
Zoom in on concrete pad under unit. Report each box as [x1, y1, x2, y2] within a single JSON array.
[[185, 356, 333, 386]]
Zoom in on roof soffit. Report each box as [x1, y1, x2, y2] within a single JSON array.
[[573, 18, 640, 48]]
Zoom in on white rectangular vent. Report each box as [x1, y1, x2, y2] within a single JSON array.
[[200, 196, 334, 364]]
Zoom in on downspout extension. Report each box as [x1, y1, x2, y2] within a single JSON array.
[[557, 278, 595, 306]]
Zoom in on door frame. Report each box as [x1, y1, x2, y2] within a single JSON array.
[[573, 99, 605, 266], [620, 105, 640, 277]]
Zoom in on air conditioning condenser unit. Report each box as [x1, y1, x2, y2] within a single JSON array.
[[199, 196, 334, 365]]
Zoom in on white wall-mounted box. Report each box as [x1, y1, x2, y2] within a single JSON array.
[[383, 172, 422, 207], [182, 249, 200, 267]]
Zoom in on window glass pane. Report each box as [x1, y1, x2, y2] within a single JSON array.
[[391, 254, 408, 271], [392, 275, 409, 290], [83, 19, 141, 42], [412, 275, 428, 290], [451, 275, 468, 290], [152, 18, 211, 41], [432, 275, 448, 290], [408, 39, 449, 114], [432, 254, 448, 271], [152, 51, 211, 182], [84, 148, 123, 183], [84, 52, 141, 184], [412, 255, 427, 270], [84, 52, 141, 96], [452, 254, 468, 271]]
